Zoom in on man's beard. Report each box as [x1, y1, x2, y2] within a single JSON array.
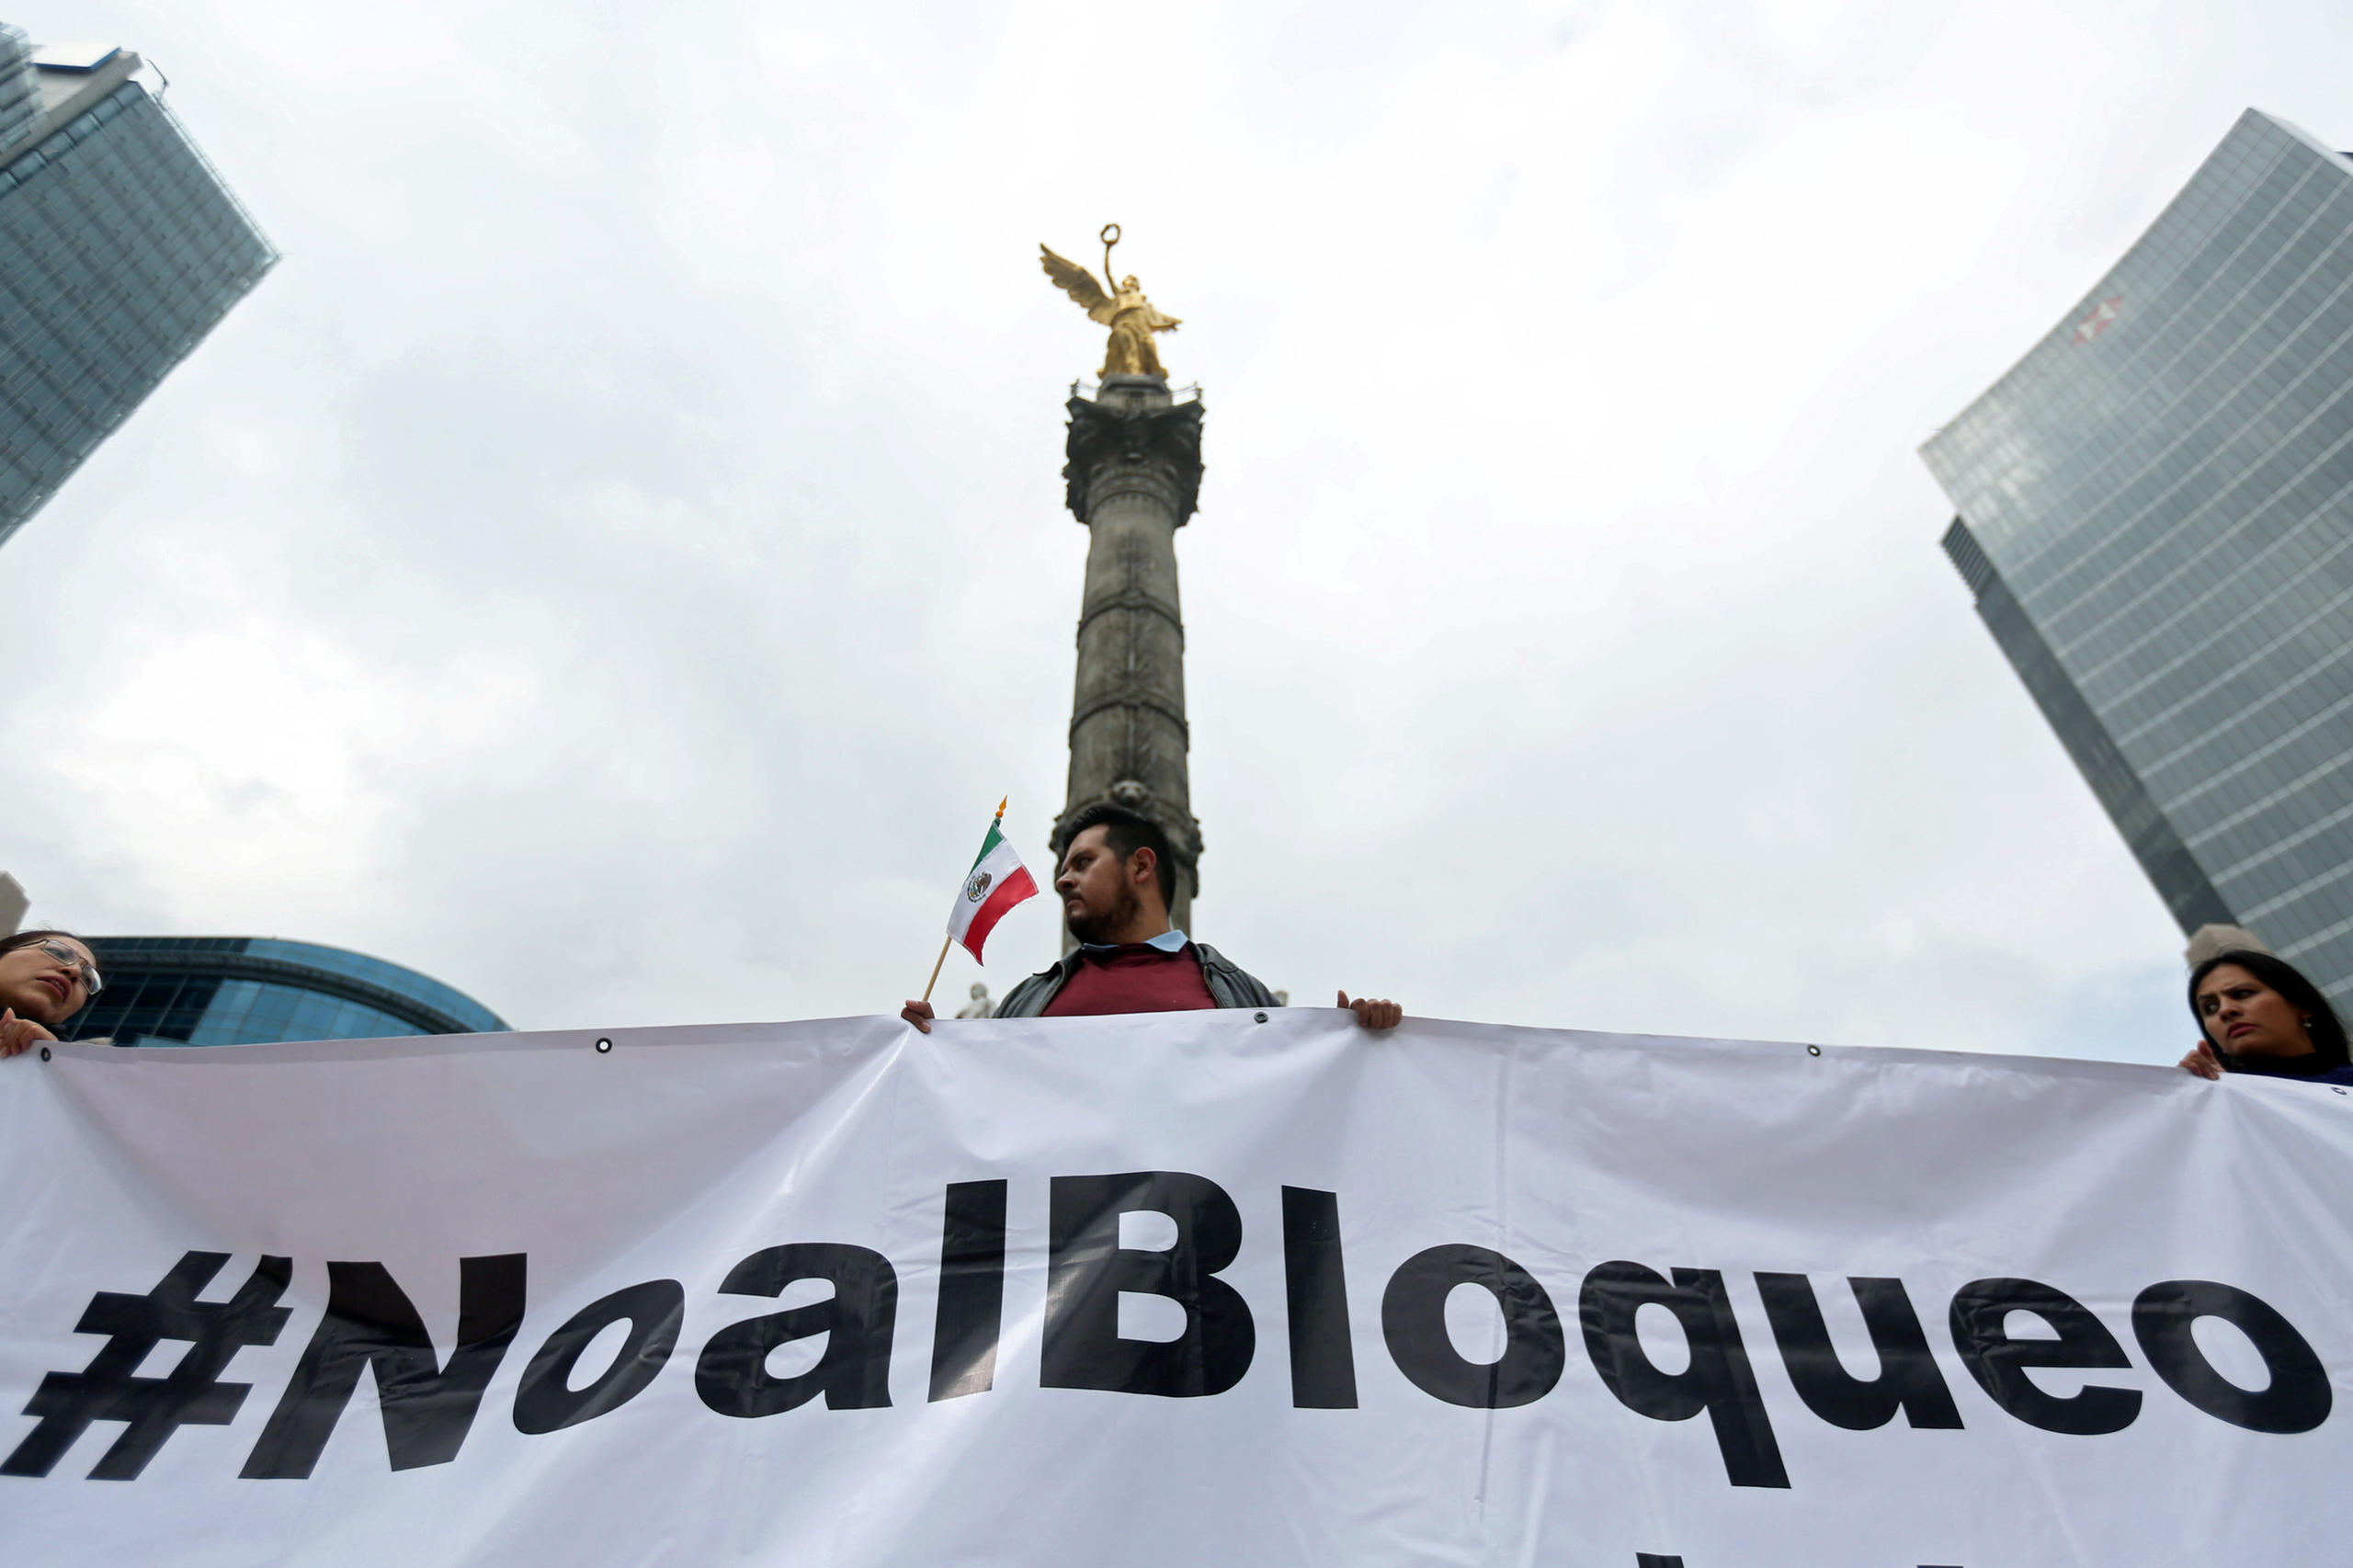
[[1066, 881, 1142, 946]]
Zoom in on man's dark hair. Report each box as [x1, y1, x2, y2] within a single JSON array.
[[1062, 802, 1177, 910], [2188, 948, 2351, 1069]]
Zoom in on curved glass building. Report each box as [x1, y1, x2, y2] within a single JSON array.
[[56, 937, 508, 1046], [1923, 109, 2353, 1004]]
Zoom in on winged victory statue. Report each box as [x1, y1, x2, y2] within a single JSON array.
[[1040, 225, 1181, 381]]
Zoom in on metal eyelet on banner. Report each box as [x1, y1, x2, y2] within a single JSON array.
[[39, 1046, 51, 1062], [595, 1038, 613, 1054], [1254, 1012, 1267, 1023], [1806, 1044, 1823, 1057]]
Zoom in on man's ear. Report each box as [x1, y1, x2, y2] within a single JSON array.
[[1130, 846, 1158, 889]]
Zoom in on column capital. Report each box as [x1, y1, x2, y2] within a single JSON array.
[[1063, 381, 1205, 527]]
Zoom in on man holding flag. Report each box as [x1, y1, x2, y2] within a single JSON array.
[[902, 801, 1403, 1032]]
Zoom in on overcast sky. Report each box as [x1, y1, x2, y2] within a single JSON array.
[[6, 0, 2348, 1062]]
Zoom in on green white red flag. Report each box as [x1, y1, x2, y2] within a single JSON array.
[[947, 804, 1039, 961]]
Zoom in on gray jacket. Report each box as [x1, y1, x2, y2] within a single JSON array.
[[992, 941, 1281, 1018]]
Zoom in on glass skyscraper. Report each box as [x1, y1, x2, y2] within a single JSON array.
[[0, 28, 43, 150], [0, 38, 273, 548], [1923, 109, 2353, 1004], [56, 937, 508, 1047]]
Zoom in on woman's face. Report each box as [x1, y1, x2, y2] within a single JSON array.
[[0, 937, 99, 1028], [2196, 963, 2315, 1062]]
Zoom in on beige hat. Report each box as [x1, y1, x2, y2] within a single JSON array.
[[2185, 923, 2272, 968]]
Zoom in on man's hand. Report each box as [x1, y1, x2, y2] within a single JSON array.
[[1339, 991, 1403, 1030], [901, 1000, 937, 1035], [0, 1008, 57, 1059], [2179, 1040, 2224, 1080]]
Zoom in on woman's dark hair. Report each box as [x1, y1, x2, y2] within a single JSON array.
[[2188, 949, 2350, 1069], [1, 927, 88, 957]]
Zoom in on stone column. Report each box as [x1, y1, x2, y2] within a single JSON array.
[[1053, 373, 1205, 943]]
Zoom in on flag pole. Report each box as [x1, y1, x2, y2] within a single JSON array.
[[923, 797, 1010, 1006], [919, 935, 952, 1005]]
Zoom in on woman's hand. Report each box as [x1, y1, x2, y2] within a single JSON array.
[[2178, 1040, 2224, 1080], [0, 1008, 57, 1059]]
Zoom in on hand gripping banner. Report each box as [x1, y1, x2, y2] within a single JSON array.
[[2, 1011, 2349, 1566]]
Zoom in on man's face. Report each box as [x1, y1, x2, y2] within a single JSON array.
[[1057, 825, 1142, 944]]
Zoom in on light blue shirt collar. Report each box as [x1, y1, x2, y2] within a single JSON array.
[[1077, 927, 1190, 957]]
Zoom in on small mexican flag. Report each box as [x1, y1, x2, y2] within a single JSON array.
[[947, 800, 1039, 961]]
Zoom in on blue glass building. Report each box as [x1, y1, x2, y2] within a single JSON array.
[[0, 28, 42, 150], [56, 937, 508, 1047], [0, 39, 273, 548], [1923, 109, 2353, 1005]]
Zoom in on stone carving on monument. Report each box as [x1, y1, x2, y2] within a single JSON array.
[[1040, 226, 1206, 946]]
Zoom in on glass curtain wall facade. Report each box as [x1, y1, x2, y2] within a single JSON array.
[[0, 28, 41, 150], [57, 937, 508, 1047], [0, 49, 273, 547], [1923, 109, 2353, 1005]]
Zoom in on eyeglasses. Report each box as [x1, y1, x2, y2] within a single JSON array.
[[33, 939, 102, 999]]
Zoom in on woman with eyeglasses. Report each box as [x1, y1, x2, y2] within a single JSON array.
[[2177, 947, 2353, 1085], [0, 929, 102, 1058]]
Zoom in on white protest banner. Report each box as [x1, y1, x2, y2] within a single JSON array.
[[2, 1010, 2348, 1566]]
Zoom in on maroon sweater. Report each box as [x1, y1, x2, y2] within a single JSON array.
[[1041, 944, 1218, 1017]]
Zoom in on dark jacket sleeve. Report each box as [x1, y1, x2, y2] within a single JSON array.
[[990, 966, 1066, 1018], [1192, 943, 1281, 1009]]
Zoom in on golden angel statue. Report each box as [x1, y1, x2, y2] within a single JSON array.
[[1040, 225, 1181, 380]]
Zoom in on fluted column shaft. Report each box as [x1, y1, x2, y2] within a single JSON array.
[[1055, 375, 1205, 943]]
